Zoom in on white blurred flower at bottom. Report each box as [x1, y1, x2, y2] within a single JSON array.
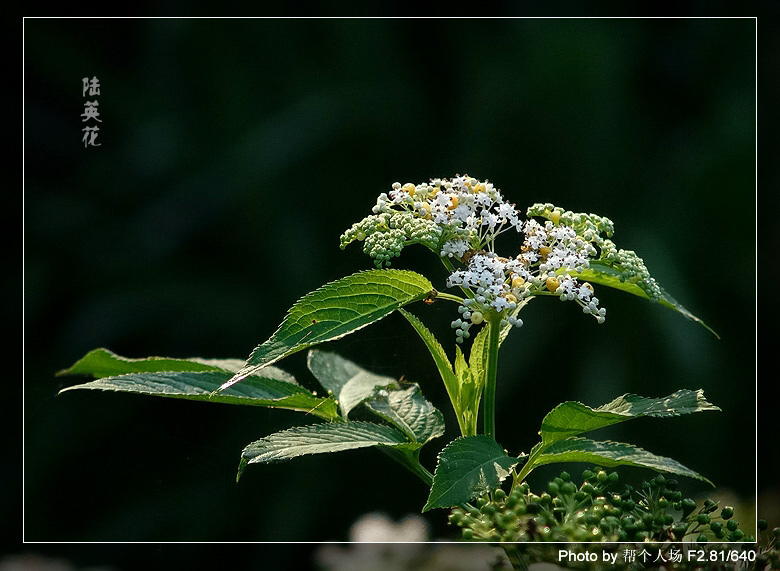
[[314, 512, 510, 571]]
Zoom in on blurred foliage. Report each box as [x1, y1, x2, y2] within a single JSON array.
[[23, 17, 756, 563]]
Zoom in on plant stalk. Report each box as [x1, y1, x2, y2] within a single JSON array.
[[482, 314, 502, 438], [379, 447, 433, 487]]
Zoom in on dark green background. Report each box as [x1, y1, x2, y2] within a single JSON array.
[[23, 16, 759, 566]]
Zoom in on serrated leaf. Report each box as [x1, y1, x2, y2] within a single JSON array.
[[423, 436, 522, 511], [59, 370, 339, 420], [540, 389, 720, 448], [223, 270, 434, 391], [363, 384, 445, 444], [307, 350, 397, 419], [57, 348, 253, 379], [238, 421, 408, 479], [534, 436, 713, 485], [571, 261, 718, 337]]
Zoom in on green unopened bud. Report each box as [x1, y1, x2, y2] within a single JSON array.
[[548, 482, 560, 496], [666, 490, 682, 502], [482, 503, 498, 516], [582, 482, 595, 495], [697, 533, 708, 543], [582, 469, 594, 480], [721, 506, 734, 520], [501, 512, 516, 527], [672, 523, 688, 539], [560, 471, 571, 482], [681, 498, 697, 517], [561, 482, 576, 495], [727, 520, 738, 532], [710, 521, 723, 534], [729, 529, 744, 541], [758, 519, 768, 531], [697, 513, 710, 525]]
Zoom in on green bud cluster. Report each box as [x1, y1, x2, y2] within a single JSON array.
[[447, 468, 753, 545], [340, 211, 443, 267], [526, 203, 615, 245], [607, 248, 664, 300]]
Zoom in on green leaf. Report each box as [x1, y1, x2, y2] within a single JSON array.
[[518, 389, 720, 482], [363, 384, 445, 444], [533, 436, 713, 485], [223, 270, 434, 391], [453, 344, 481, 437], [238, 421, 408, 479], [539, 389, 721, 448], [57, 348, 252, 379], [467, 325, 490, 381], [398, 308, 459, 406], [571, 261, 718, 337], [307, 350, 397, 419], [60, 370, 340, 420], [423, 436, 523, 511]]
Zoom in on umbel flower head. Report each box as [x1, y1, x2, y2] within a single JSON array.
[[342, 176, 663, 341]]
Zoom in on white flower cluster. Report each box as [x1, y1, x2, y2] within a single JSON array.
[[369, 176, 523, 259], [526, 203, 663, 301], [443, 205, 613, 341], [514, 212, 606, 325], [446, 251, 526, 342], [343, 180, 660, 343]]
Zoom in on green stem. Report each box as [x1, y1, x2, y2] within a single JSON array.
[[482, 314, 502, 438], [379, 447, 433, 487], [439, 256, 474, 299], [514, 443, 543, 486], [435, 291, 464, 304]]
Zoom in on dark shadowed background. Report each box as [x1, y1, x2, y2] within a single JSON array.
[[22, 17, 761, 569]]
